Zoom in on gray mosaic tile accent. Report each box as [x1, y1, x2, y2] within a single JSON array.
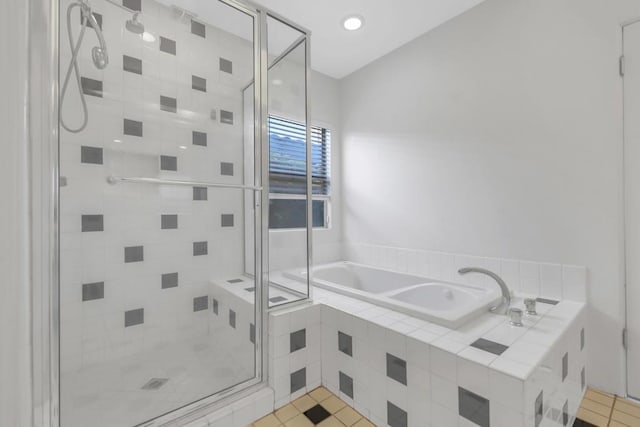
[[220, 162, 234, 176], [192, 75, 206, 92], [219, 57, 233, 74], [536, 297, 559, 305], [123, 55, 142, 74], [161, 272, 178, 289], [269, 296, 287, 303], [123, 0, 141, 12], [250, 323, 255, 344], [386, 353, 407, 386], [124, 308, 144, 327], [581, 367, 585, 390], [193, 241, 208, 256], [244, 287, 255, 293], [193, 296, 208, 312], [305, 405, 330, 424], [229, 309, 236, 328], [124, 246, 143, 263], [212, 298, 218, 315], [387, 401, 408, 427], [580, 328, 585, 350], [221, 214, 234, 227], [160, 96, 177, 113], [339, 371, 353, 399], [81, 146, 103, 164], [80, 11, 102, 29], [193, 186, 207, 200], [159, 36, 176, 55], [123, 119, 143, 137], [192, 131, 207, 146], [160, 155, 177, 171], [535, 390, 543, 427], [81, 77, 103, 97], [290, 368, 306, 393], [191, 19, 205, 38], [471, 338, 508, 355], [338, 331, 352, 357], [459, 387, 490, 427], [161, 214, 177, 229], [227, 278, 243, 283], [562, 352, 568, 382], [290, 329, 306, 353], [563, 400, 569, 426], [81, 214, 103, 232], [82, 282, 104, 301], [220, 110, 234, 125]]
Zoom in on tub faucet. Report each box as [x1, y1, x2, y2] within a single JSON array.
[[458, 267, 511, 315]]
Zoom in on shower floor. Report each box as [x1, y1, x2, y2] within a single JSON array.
[[61, 333, 254, 427]]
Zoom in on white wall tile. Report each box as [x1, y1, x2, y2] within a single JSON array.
[[519, 261, 541, 297], [562, 265, 587, 302], [431, 374, 458, 411], [457, 356, 490, 397], [539, 263, 563, 300]]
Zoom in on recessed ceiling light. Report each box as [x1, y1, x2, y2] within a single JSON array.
[[272, 79, 283, 86], [343, 15, 363, 31], [142, 32, 156, 42]]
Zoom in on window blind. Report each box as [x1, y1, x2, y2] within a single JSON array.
[[269, 116, 331, 195]]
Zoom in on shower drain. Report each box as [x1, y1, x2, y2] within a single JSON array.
[[141, 378, 169, 390]]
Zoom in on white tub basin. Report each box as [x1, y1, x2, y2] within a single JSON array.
[[284, 261, 501, 328]]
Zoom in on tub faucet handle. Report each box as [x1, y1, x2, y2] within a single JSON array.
[[509, 308, 524, 327], [524, 298, 537, 315]]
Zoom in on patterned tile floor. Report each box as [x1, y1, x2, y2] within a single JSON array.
[[254, 386, 640, 427], [575, 388, 640, 427], [252, 387, 374, 427]]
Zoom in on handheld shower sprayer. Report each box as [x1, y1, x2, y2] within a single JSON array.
[[60, 1, 110, 133]]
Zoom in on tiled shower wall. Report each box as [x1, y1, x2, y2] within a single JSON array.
[[59, 0, 255, 373]]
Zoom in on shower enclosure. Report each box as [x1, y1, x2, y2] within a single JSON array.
[[48, 0, 311, 425]]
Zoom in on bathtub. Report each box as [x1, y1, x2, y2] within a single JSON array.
[[284, 262, 501, 328]]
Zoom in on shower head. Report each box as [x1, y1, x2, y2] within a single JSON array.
[[126, 12, 145, 34]]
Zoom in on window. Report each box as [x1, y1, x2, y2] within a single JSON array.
[[269, 116, 331, 229]]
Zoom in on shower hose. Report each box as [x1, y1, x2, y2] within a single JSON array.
[[60, 2, 93, 133]]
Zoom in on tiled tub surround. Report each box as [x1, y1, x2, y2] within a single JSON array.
[[266, 288, 587, 427], [344, 243, 588, 303], [59, 0, 257, 425]]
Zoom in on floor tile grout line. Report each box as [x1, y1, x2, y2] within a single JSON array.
[[607, 394, 617, 426], [613, 397, 640, 419]]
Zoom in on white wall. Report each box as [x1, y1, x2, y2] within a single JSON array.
[[0, 0, 32, 426], [339, 0, 640, 394]]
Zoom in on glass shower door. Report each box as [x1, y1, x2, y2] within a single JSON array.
[[266, 16, 312, 307], [58, 0, 262, 425]]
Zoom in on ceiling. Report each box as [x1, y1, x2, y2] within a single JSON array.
[[156, 0, 487, 79], [254, 0, 488, 79]]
